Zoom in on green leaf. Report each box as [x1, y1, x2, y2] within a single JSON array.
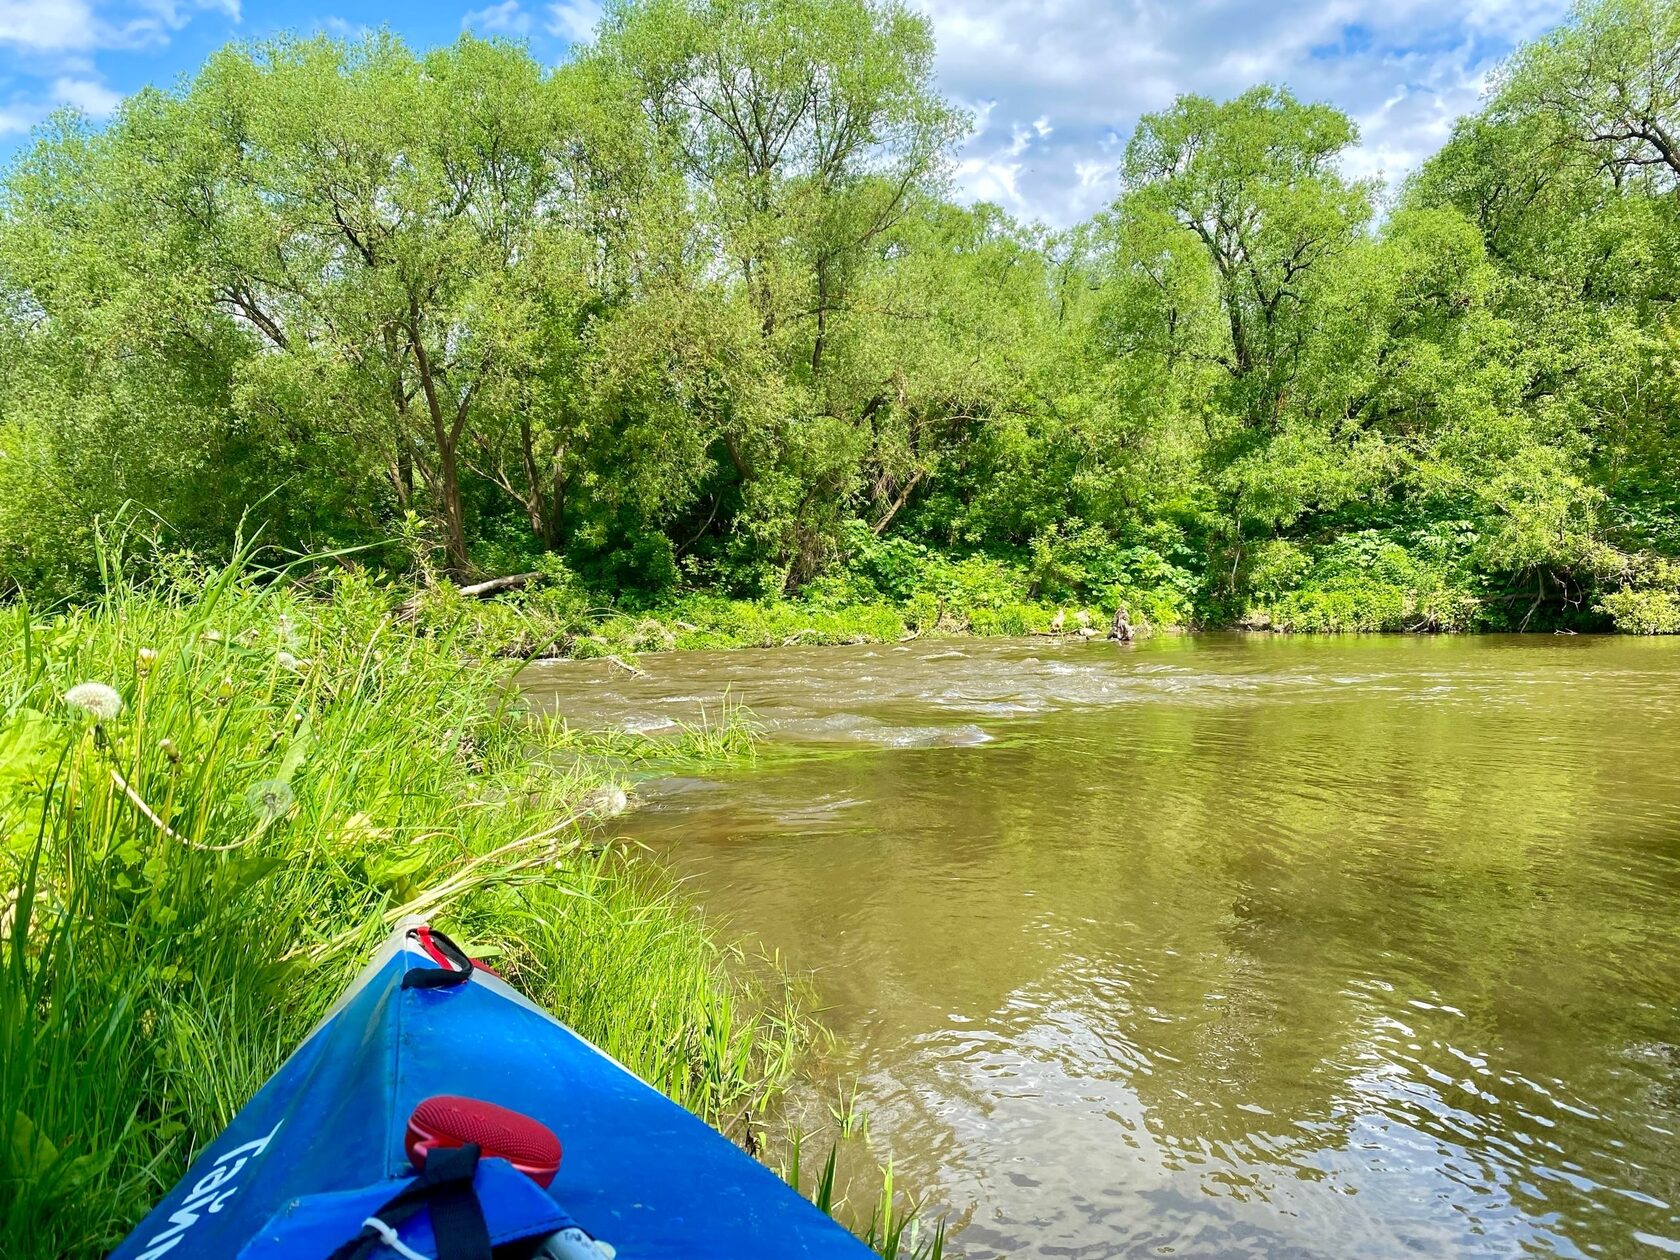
[[0, 709, 56, 789], [4, 1111, 61, 1181]]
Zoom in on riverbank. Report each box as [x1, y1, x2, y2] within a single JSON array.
[[0, 557, 825, 1257], [407, 549, 1172, 664], [405, 555, 1678, 669]]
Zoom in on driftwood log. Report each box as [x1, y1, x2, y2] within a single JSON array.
[[395, 571, 542, 622]]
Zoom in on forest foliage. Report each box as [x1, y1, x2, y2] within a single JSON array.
[[1, 0, 1677, 632]]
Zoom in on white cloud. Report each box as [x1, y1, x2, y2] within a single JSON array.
[[464, 0, 531, 36], [51, 73, 119, 115], [0, 0, 98, 52], [921, 0, 1575, 225], [135, 0, 239, 28], [954, 154, 1022, 204], [546, 0, 600, 44], [0, 0, 236, 55], [0, 101, 38, 134], [1073, 159, 1111, 191], [0, 0, 240, 148], [316, 16, 371, 40]]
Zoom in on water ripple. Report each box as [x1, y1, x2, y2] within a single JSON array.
[[527, 633, 1680, 1259]]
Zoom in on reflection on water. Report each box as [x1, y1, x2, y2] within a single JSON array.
[[524, 635, 1680, 1258]]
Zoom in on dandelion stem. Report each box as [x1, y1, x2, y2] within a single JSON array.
[[109, 768, 255, 853]]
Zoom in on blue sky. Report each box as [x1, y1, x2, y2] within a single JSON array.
[[0, 0, 1574, 225]]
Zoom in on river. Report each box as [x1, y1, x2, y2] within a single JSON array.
[[523, 633, 1680, 1259]]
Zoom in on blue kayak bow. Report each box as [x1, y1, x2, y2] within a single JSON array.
[[110, 922, 873, 1259]]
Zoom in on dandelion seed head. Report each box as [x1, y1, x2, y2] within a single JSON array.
[[202, 629, 224, 644], [64, 681, 123, 721], [276, 651, 301, 672], [246, 779, 295, 820], [136, 647, 158, 671]]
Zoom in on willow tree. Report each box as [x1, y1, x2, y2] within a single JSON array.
[[1411, 0, 1680, 578], [1110, 89, 1376, 596], [1505, 0, 1680, 191], [1, 34, 652, 576], [0, 110, 296, 595], [1122, 88, 1374, 431], [442, 52, 733, 563], [594, 0, 966, 587]]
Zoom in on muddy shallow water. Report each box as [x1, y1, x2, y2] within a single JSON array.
[[523, 634, 1680, 1259]]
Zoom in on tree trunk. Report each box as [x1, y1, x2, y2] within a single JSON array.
[[394, 571, 541, 622], [722, 432, 754, 482], [408, 306, 472, 578], [516, 416, 567, 550], [436, 441, 471, 577], [385, 326, 416, 509], [391, 445, 414, 509], [811, 264, 829, 377], [519, 416, 546, 539], [872, 467, 926, 534]]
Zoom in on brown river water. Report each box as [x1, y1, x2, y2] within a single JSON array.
[[523, 633, 1680, 1259]]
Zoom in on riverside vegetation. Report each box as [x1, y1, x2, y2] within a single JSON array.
[[0, 0, 1678, 1255], [0, 546, 942, 1258], [0, 0, 1678, 637]]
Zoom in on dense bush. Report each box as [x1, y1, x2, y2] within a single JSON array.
[[1598, 588, 1680, 634], [1244, 531, 1484, 632], [1597, 560, 1680, 633]]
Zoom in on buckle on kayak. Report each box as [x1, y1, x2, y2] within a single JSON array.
[[327, 1143, 489, 1260]]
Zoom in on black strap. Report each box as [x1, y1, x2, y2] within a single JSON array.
[[326, 1144, 491, 1260], [402, 966, 474, 990], [424, 1146, 493, 1259], [402, 928, 475, 990]]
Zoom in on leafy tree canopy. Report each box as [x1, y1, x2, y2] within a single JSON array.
[[2, 0, 1677, 631]]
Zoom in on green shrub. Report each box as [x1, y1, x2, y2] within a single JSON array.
[[968, 603, 1045, 636], [1598, 587, 1680, 634], [920, 554, 1031, 610], [1245, 530, 1482, 632], [1246, 539, 1313, 603]]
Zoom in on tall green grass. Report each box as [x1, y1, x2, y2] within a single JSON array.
[[0, 554, 802, 1257], [787, 1133, 947, 1260]]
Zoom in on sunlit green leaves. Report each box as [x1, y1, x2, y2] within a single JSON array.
[[0, 0, 1676, 628]]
